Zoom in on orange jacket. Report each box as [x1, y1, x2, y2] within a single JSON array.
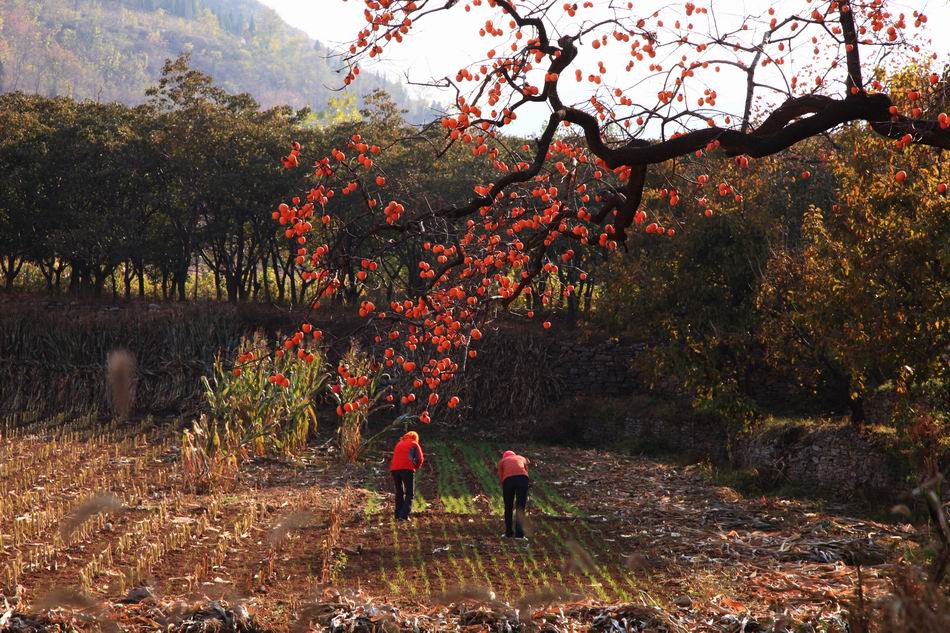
[[497, 450, 529, 483], [390, 432, 424, 471]]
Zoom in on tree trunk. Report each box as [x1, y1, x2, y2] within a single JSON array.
[[239, 273, 250, 302], [136, 262, 145, 299], [173, 266, 188, 301], [53, 262, 64, 291], [225, 273, 240, 304], [271, 251, 286, 303], [40, 261, 55, 291], [566, 292, 578, 328], [250, 264, 260, 301], [2, 255, 24, 289], [123, 262, 132, 300], [93, 267, 108, 297], [262, 263, 271, 302], [849, 395, 866, 426], [583, 281, 594, 316], [288, 253, 298, 305], [68, 262, 85, 295]]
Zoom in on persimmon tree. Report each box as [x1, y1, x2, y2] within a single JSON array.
[[758, 68, 949, 424], [270, 0, 948, 423]]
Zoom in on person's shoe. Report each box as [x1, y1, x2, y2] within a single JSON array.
[[514, 535, 528, 540], [502, 534, 513, 539]]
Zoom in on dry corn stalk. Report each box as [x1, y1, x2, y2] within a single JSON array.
[[320, 493, 349, 584]]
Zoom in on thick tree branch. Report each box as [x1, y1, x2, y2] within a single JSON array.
[[839, 3, 864, 95]]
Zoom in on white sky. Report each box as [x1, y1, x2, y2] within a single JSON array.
[[261, 0, 950, 135]]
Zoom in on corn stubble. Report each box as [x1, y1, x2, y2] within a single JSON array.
[[59, 493, 124, 541], [4, 411, 671, 632]]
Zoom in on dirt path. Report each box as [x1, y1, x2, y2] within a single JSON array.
[[0, 417, 921, 631]]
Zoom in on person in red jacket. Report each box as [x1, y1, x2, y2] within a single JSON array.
[[389, 431, 424, 521], [497, 450, 530, 539]]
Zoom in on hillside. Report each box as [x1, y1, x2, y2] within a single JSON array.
[[0, 0, 436, 119]]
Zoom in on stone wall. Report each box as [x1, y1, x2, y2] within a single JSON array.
[[480, 329, 925, 503], [732, 425, 910, 498], [524, 388, 920, 501], [622, 413, 730, 462], [622, 413, 917, 500], [552, 338, 643, 397]]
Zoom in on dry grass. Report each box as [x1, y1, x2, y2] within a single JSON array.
[[320, 493, 350, 584], [848, 566, 950, 633], [3, 410, 944, 633]]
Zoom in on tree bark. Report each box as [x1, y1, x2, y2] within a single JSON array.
[[849, 395, 866, 426], [124, 262, 133, 300], [2, 255, 24, 289], [136, 261, 145, 299]]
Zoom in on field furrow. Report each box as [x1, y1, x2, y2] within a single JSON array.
[[2, 425, 908, 633]]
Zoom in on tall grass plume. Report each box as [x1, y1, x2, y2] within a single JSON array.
[[107, 348, 137, 421]]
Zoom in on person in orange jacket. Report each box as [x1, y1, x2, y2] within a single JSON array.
[[497, 450, 530, 539], [389, 431, 424, 521]]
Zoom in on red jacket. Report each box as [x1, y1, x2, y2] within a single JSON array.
[[390, 433, 424, 471], [497, 451, 529, 483]]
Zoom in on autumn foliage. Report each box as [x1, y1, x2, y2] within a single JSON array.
[[262, 0, 948, 425]]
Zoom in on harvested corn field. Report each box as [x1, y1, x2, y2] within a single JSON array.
[[1, 413, 926, 632]]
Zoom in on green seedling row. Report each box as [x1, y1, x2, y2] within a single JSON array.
[[428, 440, 476, 514], [456, 443, 505, 515], [363, 490, 383, 518], [411, 488, 429, 514], [451, 441, 628, 600], [469, 442, 584, 517], [388, 516, 415, 596], [545, 519, 632, 603]]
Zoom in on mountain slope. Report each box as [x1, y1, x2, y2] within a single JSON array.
[[0, 0, 435, 119]]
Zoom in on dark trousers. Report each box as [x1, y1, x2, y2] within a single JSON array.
[[392, 469, 414, 520], [502, 475, 530, 537]]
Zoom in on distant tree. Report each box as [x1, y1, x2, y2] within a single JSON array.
[[146, 54, 245, 299], [198, 104, 313, 303], [0, 93, 75, 289], [39, 101, 152, 296], [145, 54, 315, 302]]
